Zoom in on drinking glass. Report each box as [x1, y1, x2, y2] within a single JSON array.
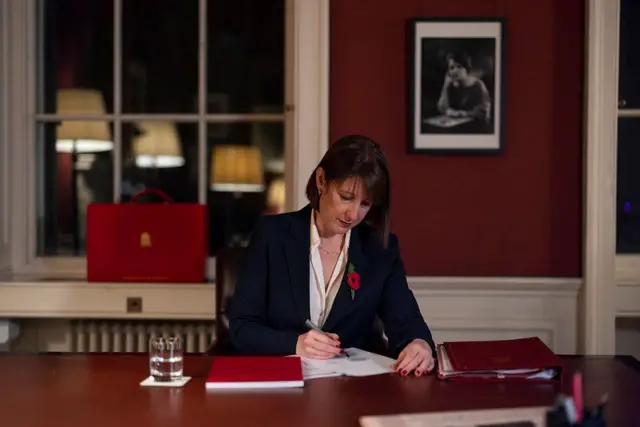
[[149, 336, 184, 382]]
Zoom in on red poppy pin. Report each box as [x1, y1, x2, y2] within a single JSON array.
[[347, 262, 360, 300]]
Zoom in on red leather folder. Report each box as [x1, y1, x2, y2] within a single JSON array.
[[436, 337, 563, 382], [86, 188, 207, 283], [205, 356, 304, 389]]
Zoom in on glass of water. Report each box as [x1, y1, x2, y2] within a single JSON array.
[[149, 336, 184, 382]]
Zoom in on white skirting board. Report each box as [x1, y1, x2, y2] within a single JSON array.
[[0, 276, 581, 354]]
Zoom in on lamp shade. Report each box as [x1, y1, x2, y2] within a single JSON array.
[[267, 178, 285, 211], [56, 89, 113, 153], [210, 145, 264, 192], [132, 121, 185, 168]]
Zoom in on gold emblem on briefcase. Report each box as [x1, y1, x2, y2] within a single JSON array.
[[140, 232, 152, 248]]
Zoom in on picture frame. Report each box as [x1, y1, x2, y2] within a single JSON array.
[[408, 18, 506, 154]]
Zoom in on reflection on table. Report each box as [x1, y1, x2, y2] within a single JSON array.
[[0, 353, 638, 427]]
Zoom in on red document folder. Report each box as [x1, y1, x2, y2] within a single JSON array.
[[437, 337, 563, 382], [205, 356, 304, 389], [86, 189, 207, 283]]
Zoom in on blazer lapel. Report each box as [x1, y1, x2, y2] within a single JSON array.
[[322, 225, 369, 332], [284, 206, 312, 324]]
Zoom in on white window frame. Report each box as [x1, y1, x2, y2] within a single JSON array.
[[609, 0, 640, 322], [581, 0, 640, 354], [0, 0, 9, 280], [2, 0, 329, 281]]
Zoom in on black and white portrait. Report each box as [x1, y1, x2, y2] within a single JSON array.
[[408, 19, 505, 154]]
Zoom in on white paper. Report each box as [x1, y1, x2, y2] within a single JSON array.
[[140, 376, 192, 387], [360, 406, 548, 427], [301, 348, 395, 380], [300, 360, 342, 380]]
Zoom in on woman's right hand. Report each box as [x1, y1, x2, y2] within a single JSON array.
[[443, 73, 453, 87], [296, 330, 342, 359]]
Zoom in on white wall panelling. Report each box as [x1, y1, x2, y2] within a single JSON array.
[[616, 284, 640, 317], [411, 277, 580, 354], [0, 282, 215, 319], [1, 277, 581, 354]]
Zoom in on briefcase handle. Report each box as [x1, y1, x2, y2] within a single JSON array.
[[130, 188, 174, 203]]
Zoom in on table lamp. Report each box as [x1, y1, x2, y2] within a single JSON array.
[[209, 145, 265, 248], [55, 88, 113, 254], [56, 88, 113, 153], [266, 178, 285, 214], [209, 145, 265, 194], [132, 121, 185, 168]]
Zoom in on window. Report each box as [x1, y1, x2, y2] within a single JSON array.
[[3, 0, 329, 279], [616, 0, 640, 253], [616, 0, 640, 284]]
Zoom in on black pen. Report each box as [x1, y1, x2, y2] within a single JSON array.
[[304, 319, 323, 333], [305, 319, 348, 358]]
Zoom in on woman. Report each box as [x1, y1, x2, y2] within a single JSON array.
[[436, 51, 491, 123], [228, 135, 435, 376]]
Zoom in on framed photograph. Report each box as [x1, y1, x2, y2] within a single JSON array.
[[408, 18, 506, 154]]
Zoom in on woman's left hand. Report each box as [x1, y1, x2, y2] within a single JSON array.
[[392, 339, 434, 377]]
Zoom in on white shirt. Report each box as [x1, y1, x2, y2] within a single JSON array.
[[309, 209, 351, 328]]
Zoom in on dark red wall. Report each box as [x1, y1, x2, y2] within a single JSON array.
[[330, 0, 583, 277]]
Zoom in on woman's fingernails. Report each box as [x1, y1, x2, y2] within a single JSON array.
[[401, 370, 407, 376], [415, 370, 421, 376]]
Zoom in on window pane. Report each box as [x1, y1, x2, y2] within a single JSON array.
[[37, 0, 114, 114], [206, 0, 285, 114], [37, 121, 114, 256], [122, 0, 198, 113], [207, 122, 284, 254], [619, 0, 640, 109], [120, 122, 198, 203], [617, 118, 640, 253]]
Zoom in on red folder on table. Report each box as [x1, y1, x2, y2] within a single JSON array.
[[205, 356, 304, 389], [437, 337, 563, 382]]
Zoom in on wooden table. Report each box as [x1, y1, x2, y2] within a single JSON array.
[[1, 354, 638, 427]]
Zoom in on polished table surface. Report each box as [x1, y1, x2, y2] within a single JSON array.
[[1, 353, 639, 427]]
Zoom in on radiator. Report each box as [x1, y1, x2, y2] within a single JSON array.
[[70, 320, 215, 353]]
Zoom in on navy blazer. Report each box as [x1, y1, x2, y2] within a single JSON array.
[[227, 205, 435, 358]]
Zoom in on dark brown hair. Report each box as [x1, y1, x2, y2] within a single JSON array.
[[305, 134, 391, 247], [446, 51, 472, 71]]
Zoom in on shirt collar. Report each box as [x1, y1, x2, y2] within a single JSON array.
[[310, 209, 351, 253], [310, 209, 321, 249]]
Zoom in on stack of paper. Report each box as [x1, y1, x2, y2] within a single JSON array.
[[300, 348, 395, 380], [360, 406, 548, 427], [436, 337, 561, 381]]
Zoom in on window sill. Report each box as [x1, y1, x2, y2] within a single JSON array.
[[0, 280, 215, 320], [9, 257, 218, 283], [615, 256, 640, 316], [616, 254, 640, 285]]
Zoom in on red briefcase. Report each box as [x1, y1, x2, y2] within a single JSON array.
[[86, 188, 208, 283]]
